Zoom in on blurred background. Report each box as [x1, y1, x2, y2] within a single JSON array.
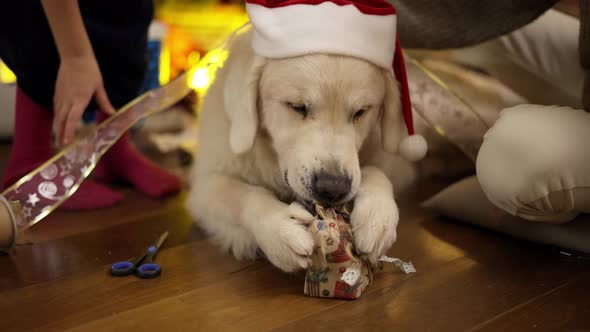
[[0, 0, 250, 183], [0, 0, 249, 135]]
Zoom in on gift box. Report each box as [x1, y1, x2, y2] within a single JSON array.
[[304, 204, 373, 299]]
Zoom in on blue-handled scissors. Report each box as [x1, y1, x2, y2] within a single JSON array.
[[110, 231, 168, 279]]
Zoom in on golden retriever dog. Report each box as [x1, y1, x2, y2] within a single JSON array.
[[186, 27, 417, 272]]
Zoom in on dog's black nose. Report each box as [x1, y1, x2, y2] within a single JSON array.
[[312, 172, 352, 204]]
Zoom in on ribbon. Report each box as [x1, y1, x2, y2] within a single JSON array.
[[0, 22, 250, 236], [378, 255, 416, 274], [1, 70, 196, 232], [404, 53, 491, 163]]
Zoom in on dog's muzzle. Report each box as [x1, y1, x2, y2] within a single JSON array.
[[311, 171, 352, 205]]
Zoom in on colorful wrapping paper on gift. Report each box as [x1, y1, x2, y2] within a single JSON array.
[[304, 204, 373, 300]]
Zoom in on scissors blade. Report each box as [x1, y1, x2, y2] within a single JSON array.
[[154, 231, 169, 250], [142, 231, 168, 265]]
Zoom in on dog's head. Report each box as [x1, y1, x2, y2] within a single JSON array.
[[224, 53, 405, 205]]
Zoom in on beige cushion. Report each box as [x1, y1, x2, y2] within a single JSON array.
[[422, 176, 590, 254], [476, 105, 590, 223]]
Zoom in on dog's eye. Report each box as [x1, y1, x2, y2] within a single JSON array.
[[353, 109, 367, 121], [287, 102, 308, 117]]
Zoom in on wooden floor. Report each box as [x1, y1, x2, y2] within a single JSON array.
[[1, 143, 590, 332]]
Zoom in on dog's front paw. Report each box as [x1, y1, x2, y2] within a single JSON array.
[[351, 191, 398, 263], [256, 202, 316, 272]]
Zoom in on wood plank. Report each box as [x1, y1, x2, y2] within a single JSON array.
[[472, 272, 590, 331], [55, 211, 551, 332], [17, 191, 187, 244], [0, 142, 189, 245], [0, 200, 203, 292], [272, 246, 588, 332], [0, 199, 456, 331], [0, 240, 255, 332]]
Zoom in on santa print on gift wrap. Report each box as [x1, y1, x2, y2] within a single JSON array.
[[335, 260, 373, 299], [304, 266, 330, 297], [304, 204, 374, 299], [325, 214, 353, 263], [334, 279, 362, 299]]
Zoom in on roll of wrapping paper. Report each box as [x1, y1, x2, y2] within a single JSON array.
[[404, 53, 490, 163]]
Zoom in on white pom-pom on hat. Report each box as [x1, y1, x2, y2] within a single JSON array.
[[399, 134, 427, 162]]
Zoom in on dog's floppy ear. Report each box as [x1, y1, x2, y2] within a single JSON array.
[[223, 55, 266, 154], [380, 70, 406, 154]]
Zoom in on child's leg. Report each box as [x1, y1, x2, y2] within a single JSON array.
[[87, 2, 180, 198], [2, 87, 123, 210], [94, 111, 181, 197]]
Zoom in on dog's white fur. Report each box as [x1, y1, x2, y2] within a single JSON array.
[[186, 28, 414, 272]]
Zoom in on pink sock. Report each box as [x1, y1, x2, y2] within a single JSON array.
[[2, 88, 123, 210], [94, 112, 181, 198]]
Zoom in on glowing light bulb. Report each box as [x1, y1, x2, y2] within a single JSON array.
[[190, 68, 210, 90], [0, 61, 16, 84]]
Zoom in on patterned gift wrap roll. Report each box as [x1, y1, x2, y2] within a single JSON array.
[[304, 204, 373, 299], [0, 24, 251, 250], [404, 53, 493, 163], [0, 195, 17, 251], [0, 71, 194, 237]]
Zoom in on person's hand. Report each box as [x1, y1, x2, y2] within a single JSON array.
[[53, 55, 115, 146]]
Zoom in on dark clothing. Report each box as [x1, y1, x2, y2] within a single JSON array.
[[0, 0, 154, 109]]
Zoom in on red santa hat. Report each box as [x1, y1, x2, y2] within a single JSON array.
[[245, 0, 427, 162]]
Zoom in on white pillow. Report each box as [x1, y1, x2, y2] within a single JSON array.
[[422, 176, 590, 255]]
